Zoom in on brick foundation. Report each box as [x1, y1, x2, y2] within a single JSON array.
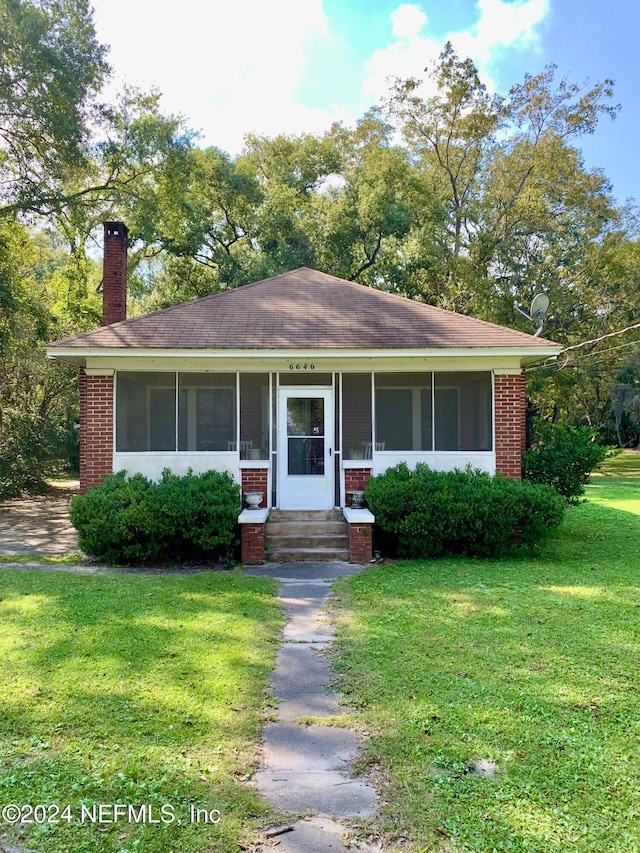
[[241, 523, 266, 565], [494, 372, 526, 479], [79, 370, 114, 493]]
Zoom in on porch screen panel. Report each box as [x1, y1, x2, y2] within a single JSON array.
[[375, 373, 432, 451], [240, 374, 269, 459], [178, 373, 236, 451], [434, 372, 492, 451], [342, 374, 372, 460], [116, 371, 176, 452]]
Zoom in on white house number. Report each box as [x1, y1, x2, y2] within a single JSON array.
[[288, 363, 316, 370]]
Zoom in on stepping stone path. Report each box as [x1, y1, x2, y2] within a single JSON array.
[[245, 562, 382, 852]]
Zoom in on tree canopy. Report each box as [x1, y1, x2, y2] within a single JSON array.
[[1, 27, 639, 496]]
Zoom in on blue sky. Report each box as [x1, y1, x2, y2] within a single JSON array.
[[90, 0, 640, 204]]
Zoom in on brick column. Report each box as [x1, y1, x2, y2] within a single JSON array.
[[494, 371, 526, 480], [240, 523, 266, 565], [240, 466, 269, 508], [238, 507, 268, 565], [79, 370, 114, 493], [344, 467, 372, 495], [347, 522, 373, 563], [343, 508, 374, 564]]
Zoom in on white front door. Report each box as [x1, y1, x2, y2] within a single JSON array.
[[278, 388, 333, 510]]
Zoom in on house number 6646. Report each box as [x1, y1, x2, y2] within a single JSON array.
[[289, 363, 316, 370]]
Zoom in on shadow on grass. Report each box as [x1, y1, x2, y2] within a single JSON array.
[[0, 570, 283, 853], [330, 496, 640, 852]]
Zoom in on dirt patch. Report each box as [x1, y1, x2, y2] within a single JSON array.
[[0, 481, 80, 555]]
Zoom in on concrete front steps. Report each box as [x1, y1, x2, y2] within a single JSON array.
[[266, 509, 349, 562]]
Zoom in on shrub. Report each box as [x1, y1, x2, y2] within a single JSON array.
[[365, 463, 565, 558], [70, 469, 241, 563], [0, 412, 59, 500], [523, 424, 611, 504]]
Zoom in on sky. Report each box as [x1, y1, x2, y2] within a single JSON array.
[[89, 0, 640, 205]]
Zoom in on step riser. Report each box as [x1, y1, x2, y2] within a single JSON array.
[[268, 535, 348, 550], [267, 521, 346, 536], [265, 510, 350, 562], [269, 549, 350, 563], [269, 510, 343, 522]]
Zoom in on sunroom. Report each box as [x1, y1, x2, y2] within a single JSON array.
[[108, 367, 495, 511]]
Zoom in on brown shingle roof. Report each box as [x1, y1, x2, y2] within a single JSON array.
[[49, 268, 558, 350]]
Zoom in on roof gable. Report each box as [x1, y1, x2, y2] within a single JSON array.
[[49, 267, 558, 351]]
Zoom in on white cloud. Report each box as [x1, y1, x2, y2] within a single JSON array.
[[390, 4, 429, 40], [362, 0, 549, 107], [90, 0, 549, 153], [92, 0, 343, 152]]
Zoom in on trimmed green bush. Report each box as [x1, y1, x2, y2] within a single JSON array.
[[365, 463, 565, 558], [523, 423, 611, 504], [70, 469, 241, 563]]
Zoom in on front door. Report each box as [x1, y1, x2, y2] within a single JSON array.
[[278, 388, 333, 510]]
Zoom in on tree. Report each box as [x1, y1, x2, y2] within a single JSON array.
[[0, 0, 109, 217], [385, 43, 619, 316], [0, 219, 82, 498]]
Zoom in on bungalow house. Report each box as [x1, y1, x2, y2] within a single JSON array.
[[47, 223, 562, 563]]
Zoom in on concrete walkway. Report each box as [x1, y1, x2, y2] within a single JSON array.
[[245, 563, 382, 852]]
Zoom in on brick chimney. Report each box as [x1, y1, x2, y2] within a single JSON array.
[[102, 221, 128, 325]]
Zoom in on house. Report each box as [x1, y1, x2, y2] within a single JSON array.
[[47, 222, 562, 563]]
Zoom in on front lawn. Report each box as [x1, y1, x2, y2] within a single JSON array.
[[0, 570, 283, 852], [331, 450, 640, 852]]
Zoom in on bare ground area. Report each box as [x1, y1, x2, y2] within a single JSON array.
[[0, 480, 79, 555]]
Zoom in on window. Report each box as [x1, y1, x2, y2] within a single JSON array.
[[240, 374, 270, 459], [116, 372, 176, 452], [374, 374, 432, 451], [178, 374, 236, 451], [342, 374, 372, 460], [360, 372, 492, 453], [116, 371, 237, 452], [434, 373, 492, 451]]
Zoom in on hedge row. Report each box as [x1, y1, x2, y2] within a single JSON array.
[[365, 463, 565, 558], [70, 469, 240, 563]]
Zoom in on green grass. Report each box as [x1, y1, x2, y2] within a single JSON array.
[[331, 450, 640, 852], [0, 553, 86, 565], [0, 570, 283, 852]]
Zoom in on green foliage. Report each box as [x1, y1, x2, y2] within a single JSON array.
[[70, 469, 241, 563], [523, 423, 611, 504], [0, 0, 109, 215], [365, 463, 565, 558], [0, 220, 80, 498]]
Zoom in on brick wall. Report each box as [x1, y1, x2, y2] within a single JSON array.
[[102, 222, 128, 326], [79, 370, 114, 492], [241, 523, 266, 565], [494, 372, 526, 479], [241, 467, 268, 507], [347, 521, 373, 563], [344, 467, 372, 495]]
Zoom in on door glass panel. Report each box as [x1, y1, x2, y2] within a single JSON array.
[[287, 397, 325, 475], [287, 398, 324, 437], [288, 438, 325, 475]]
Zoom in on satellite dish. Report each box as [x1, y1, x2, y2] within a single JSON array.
[[514, 293, 550, 337], [530, 293, 550, 323]]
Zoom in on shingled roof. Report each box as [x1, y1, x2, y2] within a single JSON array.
[[49, 267, 558, 351]]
